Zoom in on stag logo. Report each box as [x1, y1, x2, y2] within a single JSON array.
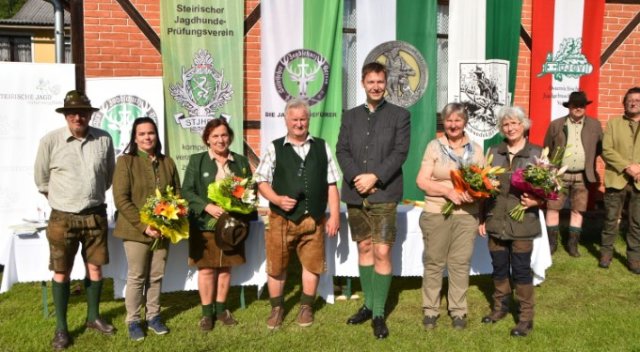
[[91, 95, 159, 155], [274, 49, 330, 106]]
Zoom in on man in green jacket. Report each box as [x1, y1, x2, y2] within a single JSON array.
[[600, 87, 640, 273]]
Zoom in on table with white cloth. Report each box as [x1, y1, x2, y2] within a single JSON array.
[[318, 205, 552, 303], [0, 221, 267, 301]]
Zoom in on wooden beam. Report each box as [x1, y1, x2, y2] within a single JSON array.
[[520, 25, 532, 51], [244, 3, 260, 35], [115, 0, 161, 53], [601, 10, 640, 66], [69, 0, 84, 91]]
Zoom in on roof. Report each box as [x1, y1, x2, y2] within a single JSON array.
[[0, 0, 70, 26]]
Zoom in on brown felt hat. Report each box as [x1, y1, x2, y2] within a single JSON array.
[[214, 213, 248, 251], [55, 90, 99, 113], [562, 91, 592, 108]]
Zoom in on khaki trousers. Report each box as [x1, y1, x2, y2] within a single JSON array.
[[420, 212, 478, 318], [123, 239, 168, 323]]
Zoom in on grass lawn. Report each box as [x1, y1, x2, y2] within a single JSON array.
[[1, 224, 640, 351]]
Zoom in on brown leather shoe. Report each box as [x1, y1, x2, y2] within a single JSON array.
[[266, 306, 284, 330], [628, 260, 640, 275], [199, 316, 214, 331], [599, 255, 612, 269], [217, 310, 238, 326], [85, 317, 115, 335], [510, 320, 533, 337], [296, 304, 314, 327], [481, 310, 508, 324], [51, 330, 70, 350]]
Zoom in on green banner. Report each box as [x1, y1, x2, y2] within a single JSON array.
[[161, 0, 244, 178]]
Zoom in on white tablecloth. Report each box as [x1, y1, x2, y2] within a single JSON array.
[[318, 205, 552, 303], [0, 222, 267, 298]]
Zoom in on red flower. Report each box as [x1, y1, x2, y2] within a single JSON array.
[[232, 185, 245, 199]]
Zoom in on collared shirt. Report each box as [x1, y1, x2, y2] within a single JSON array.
[[212, 151, 235, 181], [364, 99, 387, 114], [562, 117, 586, 172], [255, 134, 340, 184], [34, 126, 115, 213]]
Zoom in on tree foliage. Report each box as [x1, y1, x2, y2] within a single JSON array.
[[0, 0, 28, 19]]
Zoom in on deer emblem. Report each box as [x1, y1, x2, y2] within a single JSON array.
[[282, 57, 325, 98]]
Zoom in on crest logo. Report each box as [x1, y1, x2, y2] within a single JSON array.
[[458, 61, 509, 140], [364, 41, 428, 108], [169, 49, 233, 133], [91, 95, 158, 155], [538, 38, 593, 81], [274, 49, 330, 106]]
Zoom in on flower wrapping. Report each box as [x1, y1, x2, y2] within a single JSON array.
[[441, 152, 505, 216], [509, 147, 566, 222], [207, 174, 257, 228], [139, 186, 189, 250]]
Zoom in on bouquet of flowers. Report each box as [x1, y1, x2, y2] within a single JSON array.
[[140, 186, 189, 251], [442, 152, 505, 216], [207, 173, 258, 228], [508, 147, 567, 222]]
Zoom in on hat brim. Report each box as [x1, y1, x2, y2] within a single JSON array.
[[562, 100, 592, 108], [56, 107, 100, 113]]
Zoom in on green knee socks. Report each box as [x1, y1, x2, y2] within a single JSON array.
[[358, 265, 374, 310], [52, 280, 70, 331], [84, 278, 103, 322], [372, 272, 392, 318]]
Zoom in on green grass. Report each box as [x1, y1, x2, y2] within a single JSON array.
[[1, 227, 640, 351]]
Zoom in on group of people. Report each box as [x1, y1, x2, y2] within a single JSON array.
[[33, 63, 640, 350]]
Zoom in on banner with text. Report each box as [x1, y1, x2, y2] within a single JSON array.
[[161, 0, 243, 178], [260, 0, 343, 154], [0, 63, 74, 239]]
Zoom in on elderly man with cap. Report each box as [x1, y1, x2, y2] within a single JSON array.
[[34, 90, 116, 349], [543, 91, 602, 257]]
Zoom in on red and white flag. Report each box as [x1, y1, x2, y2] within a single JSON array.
[[529, 0, 604, 145]]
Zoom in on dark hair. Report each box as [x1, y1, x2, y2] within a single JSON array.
[[361, 62, 387, 81], [124, 117, 163, 156], [202, 118, 234, 146], [623, 87, 640, 105]]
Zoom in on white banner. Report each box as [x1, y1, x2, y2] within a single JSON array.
[[0, 63, 75, 243]]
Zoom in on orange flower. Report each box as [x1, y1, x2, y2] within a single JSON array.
[[232, 185, 245, 199], [154, 201, 168, 215]]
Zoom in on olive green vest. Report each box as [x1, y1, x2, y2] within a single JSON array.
[[271, 137, 328, 222]]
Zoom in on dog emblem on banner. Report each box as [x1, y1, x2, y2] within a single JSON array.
[[169, 48, 233, 133], [364, 40, 428, 108]]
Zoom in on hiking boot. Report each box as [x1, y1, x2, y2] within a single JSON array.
[[51, 330, 70, 350], [422, 315, 439, 330], [628, 260, 640, 275], [510, 320, 533, 337], [481, 310, 508, 324], [452, 315, 467, 330], [347, 305, 372, 325], [217, 310, 238, 326], [148, 316, 169, 335], [296, 304, 314, 327], [266, 306, 284, 330], [199, 316, 214, 331], [599, 255, 612, 269], [127, 321, 145, 341]]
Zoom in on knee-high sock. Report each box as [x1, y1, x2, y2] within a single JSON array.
[[358, 265, 374, 309], [52, 280, 70, 331], [372, 272, 392, 318], [85, 278, 103, 322]]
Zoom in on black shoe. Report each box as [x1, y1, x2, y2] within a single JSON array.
[[51, 330, 70, 350], [85, 317, 115, 335], [347, 305, 372, 325], [422, 315, 439, 330], [451, 315, 467, 330], [510, 321, 533, 337], [371, 316, 389, 339]]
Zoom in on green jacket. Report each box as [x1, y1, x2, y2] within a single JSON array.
[[113, 153, 181, 242], [182, 151, 252, 230], [602, 115, 640, 190]]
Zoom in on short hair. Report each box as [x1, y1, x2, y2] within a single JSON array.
[[623, 87, 640, 105], [361, 62, 387, 81], [496, 106, 531, 132], [285, 97, 310, 118], [440, 103, 469, 125], [124, 117, 163, 156], [201, 117, 234, 146]]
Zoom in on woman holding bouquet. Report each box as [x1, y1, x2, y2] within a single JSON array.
[[416, 103, 484, 330], [478, 106, 543, 337], [113, 117, 181, 341], [182, 118, 252, 331]]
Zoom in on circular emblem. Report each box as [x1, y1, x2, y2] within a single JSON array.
[[91, 95, 158, 155], [203, 172, 210, 178], [364, 41, 428, 108], [274, 49, 330, 106]]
